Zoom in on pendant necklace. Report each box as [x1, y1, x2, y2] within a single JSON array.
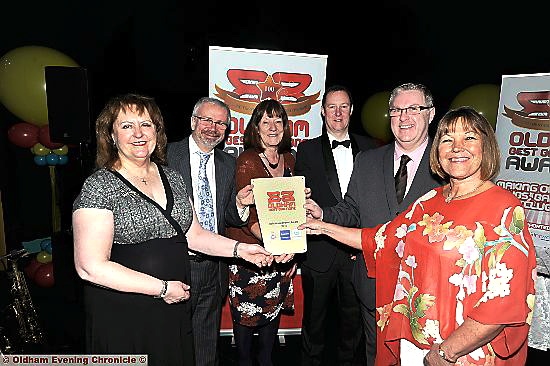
[[445, 181, 486, 203], [262, 152, 280, 169], [122, 166, 150, 185]]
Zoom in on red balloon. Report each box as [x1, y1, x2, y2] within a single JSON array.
[[7, 122, 39, 148], [34, 262, 54, 288], [38, 125, 63, 149], [24, 258, 44, 279]]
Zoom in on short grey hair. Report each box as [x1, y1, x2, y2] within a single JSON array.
[[191, 97, 231, 123], [389, 82, 434, 108]]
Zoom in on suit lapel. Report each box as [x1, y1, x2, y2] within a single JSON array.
[[349, 134, 361, 160], [406, 140, 436, 204], [181, 138, 193, 201], [214, 152, 227, 226], [321, 132, 343, 201], [383, 145, 400, 213]]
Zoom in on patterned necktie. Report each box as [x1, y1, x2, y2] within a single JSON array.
[[197, 151, 215, 232], [395, 154, 411, 204]]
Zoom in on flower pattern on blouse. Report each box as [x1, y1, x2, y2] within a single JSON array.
[[371, 189, 535, 362]]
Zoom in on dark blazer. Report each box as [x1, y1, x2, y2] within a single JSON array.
[[294, 130, 377, 272], [167, 137, 244, 296], [323, 140, 444, 309]]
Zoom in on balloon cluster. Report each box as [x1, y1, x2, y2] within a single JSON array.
[[360, 84, 500, 143], [24, 239, 54, 288], [0, 46, 78, 166], [7, 123, 69, 166]]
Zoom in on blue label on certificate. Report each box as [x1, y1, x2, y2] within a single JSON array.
[[280, 230, 291, 240]]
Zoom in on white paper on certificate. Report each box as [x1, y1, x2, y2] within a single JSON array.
[[251, 176, 307, 255]]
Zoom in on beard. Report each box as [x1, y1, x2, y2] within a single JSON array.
[[196, 130, 224, 148]]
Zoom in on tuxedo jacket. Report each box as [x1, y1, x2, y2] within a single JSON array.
[[167, 137, 244, 296], [323, 140, 444, 309], [294, 130, 377, 272]]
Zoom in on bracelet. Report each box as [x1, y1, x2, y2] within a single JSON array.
[[238, 205, 248, 218], [437, 344, 456, 363], [154, 280, 168, 299], [233, 241, 241, 258]]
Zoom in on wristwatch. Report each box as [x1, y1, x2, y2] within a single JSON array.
[[437, 344, 456, 363]]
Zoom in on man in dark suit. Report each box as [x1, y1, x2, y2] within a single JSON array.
[[306, 82, 444, 365], [167, 97, 252, 366], [295, 85, 377, 366]]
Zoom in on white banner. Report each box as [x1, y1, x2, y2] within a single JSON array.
[[495, 73, 550, 249], [208, 46, 327, 157]]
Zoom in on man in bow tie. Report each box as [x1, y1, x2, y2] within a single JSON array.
[[295, 85, 377, 365]]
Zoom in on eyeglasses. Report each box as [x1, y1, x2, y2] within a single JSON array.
[[388, 105, 432, 117], [193, 115, 229, 129]]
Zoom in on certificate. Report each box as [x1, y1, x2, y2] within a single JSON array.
[[251, 176, 307, 255]]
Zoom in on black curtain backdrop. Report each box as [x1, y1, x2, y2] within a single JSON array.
[[1, 0, 549, 246]]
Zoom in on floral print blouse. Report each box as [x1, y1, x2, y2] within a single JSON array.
[[361, 185, 537, 365]]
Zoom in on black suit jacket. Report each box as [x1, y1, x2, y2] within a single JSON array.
[[294, 131, 377, 272], [323, 140, 444, 309], [167, 137, 244, 297]]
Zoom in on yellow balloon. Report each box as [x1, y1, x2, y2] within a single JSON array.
[[36, 250, 52, 264], [31, 142, 51, 156], [361, 91, 392, 143], [53, 145, 69, 155], [0, 46, 79, 126], [450, 84, 500, 129]]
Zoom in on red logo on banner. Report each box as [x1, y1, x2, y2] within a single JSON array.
[[267, 190, 296, 211], [504, 91, 550, 131], [214, 69, 320, 116]]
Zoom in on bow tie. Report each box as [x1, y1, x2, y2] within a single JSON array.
[[331, 139, 351, 149]]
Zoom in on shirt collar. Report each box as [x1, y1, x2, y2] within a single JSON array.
[[327, 132, 350, 144], [189, 136, 214, 157], [394, 137, 429, 162]]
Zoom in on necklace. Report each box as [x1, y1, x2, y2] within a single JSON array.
[[445, 181, 486, 203], [262, 152, 280, 169], [121, 166, 150, 185]]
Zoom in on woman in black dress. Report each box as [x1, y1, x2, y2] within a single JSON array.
[[72, 93, 273, 366]]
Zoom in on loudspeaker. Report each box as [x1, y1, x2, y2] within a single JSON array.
[[45, 66, 91, 143]]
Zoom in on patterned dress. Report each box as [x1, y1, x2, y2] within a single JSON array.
[[225, 148, 295, 327], [73, 165, 195, 366], [361, 185, 537, 365]]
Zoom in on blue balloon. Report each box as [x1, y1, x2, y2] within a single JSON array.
[[40, 239, 52, 254], [58, 155, 69, 165], [40, 239, 51, 249], [34, 155, 47, 166], [46, 153, 59, 165]]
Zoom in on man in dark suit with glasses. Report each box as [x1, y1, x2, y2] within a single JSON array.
[[304, 83, 444, 365], [167, 97, 252, 366]]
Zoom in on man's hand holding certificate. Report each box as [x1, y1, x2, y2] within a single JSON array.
[[251, 176, 307, 255]]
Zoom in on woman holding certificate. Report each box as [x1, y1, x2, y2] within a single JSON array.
[[225, 99, 297, 366]]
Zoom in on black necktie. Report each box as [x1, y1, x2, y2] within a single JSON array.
[[395, 154, 411, 204], [331, 139, 351, 149]]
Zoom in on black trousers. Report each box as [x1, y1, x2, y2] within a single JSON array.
[[300, 250, 364, 366]]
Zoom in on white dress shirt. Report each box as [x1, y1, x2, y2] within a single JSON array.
[[328, 133, 353, 198]]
